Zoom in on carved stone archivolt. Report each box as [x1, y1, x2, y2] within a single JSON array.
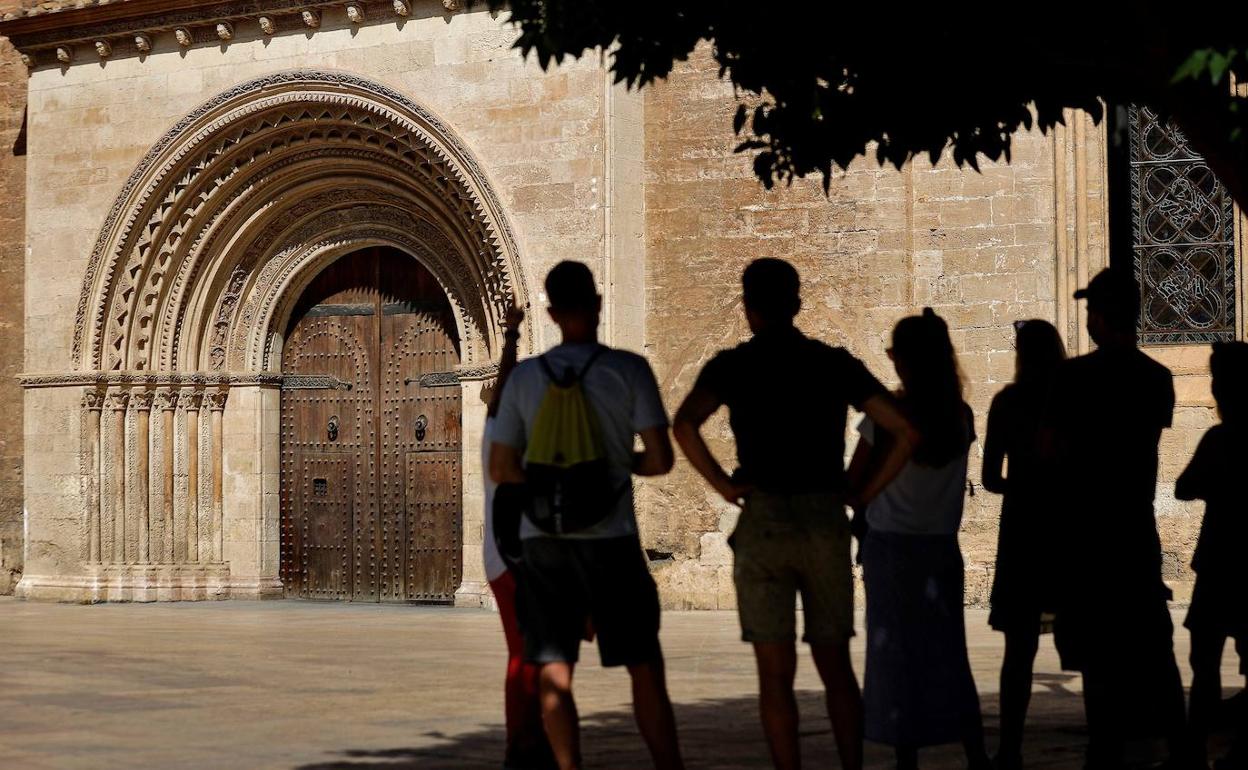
[[71, 70, 528, 377]]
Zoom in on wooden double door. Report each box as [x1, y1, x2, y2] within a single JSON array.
[[280, 248, 462, 602]]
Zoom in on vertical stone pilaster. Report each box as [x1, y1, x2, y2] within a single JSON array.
[[131, 391, 154, 565], [182, 390, 202, 564], [206, 390, 228, 563], [82, 389, 105, 564], [105, 390, 129, 564], [155, 389, 178, 564]]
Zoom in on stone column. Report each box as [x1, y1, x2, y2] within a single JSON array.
[[131, 391, 154, 565], [155, 390, 178, 563], [82, 389, 105, 564], [182, 390, 202, 563], [206, 390, 228, 563], [105, 390, 129, 564]]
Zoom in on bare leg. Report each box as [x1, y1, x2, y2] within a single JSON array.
[[810, 641, 864, 770], [539, 662, 581, 770], [998, 627, 1041, 765], [754, 641, 802, 770], [627, 657, 685, 770]]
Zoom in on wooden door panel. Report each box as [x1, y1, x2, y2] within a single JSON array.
[[405, 452, 462, 601], [281, 248, 462, 603], [288, 455, 352, 600]]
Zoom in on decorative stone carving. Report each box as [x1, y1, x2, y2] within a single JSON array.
[[134, 34, 152, 53], [56, 46, 71, 63], [301, 9, 320, 28], [204, 391, 228, 412], [179, 389, 204, 410], [20, 53, 33, 68], [174, 28, 192, 47], [82, 389, 106, 411], [346, 4, 365, 23], [258, 16, 276, 35], [393, 0, 410, 16], [105, 391, 130, 412], [154, 389, 179, 412], [94, 40, 112, 58], [442, 0, 463, 10], [130, 390, 155, 411], [73, 71, 528, 376], [215, 22, 234, 41]]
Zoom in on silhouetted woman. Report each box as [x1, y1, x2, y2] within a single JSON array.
[[981, 319, 1066, 769], [1177, 341, 1248, 769], [849, 308, 989, 770]]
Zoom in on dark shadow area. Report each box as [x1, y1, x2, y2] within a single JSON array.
[[292, 687, 1244, 769]]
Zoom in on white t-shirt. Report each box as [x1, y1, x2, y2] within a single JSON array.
[[481, 416, 507, 582], [858, 413, 973, 536], [492, 343, 669, 540]]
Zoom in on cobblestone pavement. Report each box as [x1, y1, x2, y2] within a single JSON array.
[[0, 598, 1241, 769]]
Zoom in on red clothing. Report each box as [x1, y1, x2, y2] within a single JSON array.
[[490, 570, 554, 768]]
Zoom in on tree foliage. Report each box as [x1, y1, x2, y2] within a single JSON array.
[[477, 1, 1248, 204]]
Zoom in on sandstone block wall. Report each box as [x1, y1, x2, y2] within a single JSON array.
[[638, 49, 1217, 609]]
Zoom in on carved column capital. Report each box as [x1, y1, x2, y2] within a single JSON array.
[[154, 389, 179, 412], [130, 390, 155, 411], [104, 390, 130, 412], [82, 389, 106, 411], [204, 390, 228, 412], [180, 389, 204, 411]]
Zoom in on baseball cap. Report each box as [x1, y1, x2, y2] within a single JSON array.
[[1074, 268, 1140, 329]]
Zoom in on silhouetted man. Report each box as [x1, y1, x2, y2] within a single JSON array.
[[673, 258, 915, 770], [490, 261, 684, 770], [1046, 267, 1190, 769]]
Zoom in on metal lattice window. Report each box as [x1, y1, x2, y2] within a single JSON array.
[[1129, 105, 1237, 345]]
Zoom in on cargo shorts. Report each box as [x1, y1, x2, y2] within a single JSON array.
[[730, 490, 854, 645]]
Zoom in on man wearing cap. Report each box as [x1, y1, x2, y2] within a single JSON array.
[[1045, 267, 1190, 768]]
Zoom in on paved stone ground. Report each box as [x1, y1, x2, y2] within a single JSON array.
[[0, 598, 1242, 769]]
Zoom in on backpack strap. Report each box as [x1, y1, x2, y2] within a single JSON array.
[[538, 345, 608, 387]]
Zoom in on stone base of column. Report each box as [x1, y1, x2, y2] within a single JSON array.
[[227, 575, 284, 600], [453, 579, 495, 610], [16, 565, 232, 602]]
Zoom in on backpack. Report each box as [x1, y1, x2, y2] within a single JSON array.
[[523, 346, 622, 534]]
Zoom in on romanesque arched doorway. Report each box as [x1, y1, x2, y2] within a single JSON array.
[[280, 247, 462, 602]]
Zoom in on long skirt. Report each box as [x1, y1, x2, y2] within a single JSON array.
[[862, 530, 983, 748]]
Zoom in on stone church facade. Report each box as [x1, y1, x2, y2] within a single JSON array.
[[0, 1, 1238, 605]]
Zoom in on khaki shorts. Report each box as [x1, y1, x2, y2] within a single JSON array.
[[731, 490, 854, 644]]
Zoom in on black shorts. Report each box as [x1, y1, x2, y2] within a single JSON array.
[[516, 534, 662, 668]]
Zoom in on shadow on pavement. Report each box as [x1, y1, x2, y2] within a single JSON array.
[[294, 684, 1245, 770]]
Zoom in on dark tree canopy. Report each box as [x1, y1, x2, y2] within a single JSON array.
[[478, 1, 1248, 204]]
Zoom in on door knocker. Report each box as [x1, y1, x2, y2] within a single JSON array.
[[415, 414, 428, 442], [327, 415, 340, 442]]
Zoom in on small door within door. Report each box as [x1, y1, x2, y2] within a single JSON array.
[[280, 248, 462, 602]]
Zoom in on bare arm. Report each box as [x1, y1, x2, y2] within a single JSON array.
[[489, 442, 526, 485], [486, 306, 524, 418], [981, 397, 1007, 495], [849, 393, 917, 508], [673, 384, 751, 505], [634, 426, 675, 477]]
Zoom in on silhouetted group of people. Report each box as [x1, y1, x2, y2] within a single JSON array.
[[480, 257, 1246, 770]]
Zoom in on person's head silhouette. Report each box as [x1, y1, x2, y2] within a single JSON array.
[[1012, 319, 1066, 384], [1210, 341, 1248, 425], [545, 260, 602, 343], [889, 308, 966, 466], [1074, 268, 1140, 348], [741, 258, 800, 333]]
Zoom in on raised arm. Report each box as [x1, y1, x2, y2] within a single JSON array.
[[487, 305, 525, 419], [673, 384, 751, 505], [981, 394, 1007, 495], [848, 393, 917, 508]]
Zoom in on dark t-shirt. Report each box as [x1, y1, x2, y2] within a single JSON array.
[[1046, 346, 1174, 597], [1176, 423, 1248, 581], [695, 327, 885, 494]]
